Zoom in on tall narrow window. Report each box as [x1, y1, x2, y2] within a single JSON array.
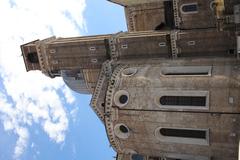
[[160, 66, 212, 76], [160, 96, 206, 106], [164, 1, 175, 28], [160, 128, 206, 139], [156, 91, 209, 110], [181, 3, 198, 14], [155, 127, 209, 145]]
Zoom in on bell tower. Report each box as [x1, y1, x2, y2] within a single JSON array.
[[21, 0, 240, 159], [21, 40, 41, 71], [21, 35, 111, 94]]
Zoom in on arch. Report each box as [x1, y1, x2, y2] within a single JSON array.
[[27, 52, 39, 63]]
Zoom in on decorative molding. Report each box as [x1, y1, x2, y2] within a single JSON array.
[[35, 36, 56, 77], [170, 30, 179, 58], [90, 61, 113, 122], [109, 32, 125, 61], [116, 153, 124, 160], [128, 8, 136, 31], [104, 64, 127, 152], [173, 0, 181, 27]]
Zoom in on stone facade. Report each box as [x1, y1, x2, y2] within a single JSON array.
[[21, 0, 240, 160]]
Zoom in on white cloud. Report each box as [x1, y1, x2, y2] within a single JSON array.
[[0, 0, 86, 159], [70, 107, 79, 123], [63, 87, 76, 104], [13, 127, 29, 159], [31, 143, 35, 148]]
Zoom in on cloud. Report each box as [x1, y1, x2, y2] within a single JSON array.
[[63, 87, 76, 104], [0, 0, 86, 159], [0, 93, 29, 159], [13, 127, 29, 159], [70, 107, 79, 123]]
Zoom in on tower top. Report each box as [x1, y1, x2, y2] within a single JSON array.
[[21, 39, 41, 72]]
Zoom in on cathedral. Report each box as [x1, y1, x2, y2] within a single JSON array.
[[21, 0, 240, 159]]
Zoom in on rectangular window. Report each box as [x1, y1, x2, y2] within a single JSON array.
[[161, 66, 212, 76], [121, 44, 128, 49], [159, 42, 166, 47], [89, 46, 96, 51], [187, 41, 196, 46]]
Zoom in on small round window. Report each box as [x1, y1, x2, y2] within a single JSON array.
[[122, 68, 138, 77], [114, 90, 129, 108], [114, 123, 130, 139], [119, 95, 128, 104]]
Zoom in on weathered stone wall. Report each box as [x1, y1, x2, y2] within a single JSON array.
[[124, 2, 165, 31], [109, 59, 240, 160], [177, 0, 216, 29]]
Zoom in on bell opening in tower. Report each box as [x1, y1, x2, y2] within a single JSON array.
[[164, 1, 175, 29], [27, 52, 39, 63]]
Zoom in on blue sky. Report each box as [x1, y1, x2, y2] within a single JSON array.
[[0, 0, 126, 160]]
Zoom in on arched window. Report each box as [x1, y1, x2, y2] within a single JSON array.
[[180, 3, 198, 14], [160, 96, 206, 106], [27, 52, 39, 63], [155, 127, 209, 145], [160, 128, 206, 139], [155, 91, 209, 110]]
